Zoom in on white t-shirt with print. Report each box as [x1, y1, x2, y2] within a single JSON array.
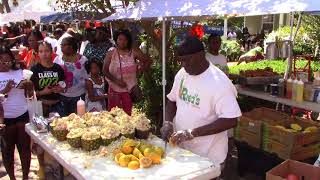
[[0, 70, 27, 118], [54, 55, 88, 97], [167, 65, 241, 164]]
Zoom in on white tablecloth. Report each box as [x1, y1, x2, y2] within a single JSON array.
[[25, 124, 220, 180]]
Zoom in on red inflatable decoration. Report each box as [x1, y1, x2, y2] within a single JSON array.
[[85, 21, 91, 29], [189, 23, 204, 39]]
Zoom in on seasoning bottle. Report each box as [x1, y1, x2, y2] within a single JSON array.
[[286, 78, 293, 99], [278, 79, 285, 98], [77, 98, 86, 116], [292, 79, 298, 101], [296, 79, 304, 102]]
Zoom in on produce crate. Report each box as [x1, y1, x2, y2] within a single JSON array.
[[238, 76, 281, 85], [262, 119, 320, 160], [263, 120, 320, 148], [235, 108, 289, 148], [263, 139, 320, 160], [235, 127, 261, 149]]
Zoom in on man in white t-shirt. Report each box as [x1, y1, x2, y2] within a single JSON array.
[[161, 37, 241, 178], [206, 34, 229, 74], [227, 30, 237, 41]]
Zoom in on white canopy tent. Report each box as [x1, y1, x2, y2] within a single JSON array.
[[0, 0, 57, 25], [102, 0, 320, 123], [104, 0, 320, 21]]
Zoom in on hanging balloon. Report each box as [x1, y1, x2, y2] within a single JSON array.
[[189, 23, 204, 39], [94, 21, 102, 28], [85, 21, 91, 29], [154, 28, 161, 39]]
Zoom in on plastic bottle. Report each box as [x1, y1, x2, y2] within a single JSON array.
[[77, 98, 86, 116], [286, 78, 293, 99], [278, 79, 285, 98], [292, 79, 298, 101], [296, 80, 304, 102]]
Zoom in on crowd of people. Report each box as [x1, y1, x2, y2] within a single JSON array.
[[0, 20, 152, 179], [0, 20, 242, 180]]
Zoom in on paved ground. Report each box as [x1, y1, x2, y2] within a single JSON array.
[[0, 149, 38, 180], [0, 140, 261, 180]]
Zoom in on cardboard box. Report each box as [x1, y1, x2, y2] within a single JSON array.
[[266, 159, 320, 180]]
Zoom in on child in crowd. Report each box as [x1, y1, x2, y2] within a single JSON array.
[[85, 59, 108, 112]]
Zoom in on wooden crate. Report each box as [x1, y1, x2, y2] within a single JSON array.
[[235, 128, 261, 149], [236, 108, 289, 148], [263, 138, 320, 160], [263, 120, 320, 148]]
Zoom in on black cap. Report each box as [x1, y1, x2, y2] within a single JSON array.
[[177, 36, 204, 56]]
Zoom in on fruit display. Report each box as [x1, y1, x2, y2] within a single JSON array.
[[100, 122, 121, 146], [133, 113, 151, 139], [240, 67, 279, 77], [113, 139, 164, 170], [51, 119, 69, 141], [49, 107, 152, 151], [274, 124, 318, 133], [67, 128, 85, 148], [81, 128, 101, 151]]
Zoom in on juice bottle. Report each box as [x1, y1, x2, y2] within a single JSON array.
[[296, 80, 304, 102], [77, 98, 86, 116], [286, 78, 293, 99], [292, 79, 298, 101]]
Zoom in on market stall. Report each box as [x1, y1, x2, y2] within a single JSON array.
[[26, 109, 221, 180], [25, 124, 220, 180]]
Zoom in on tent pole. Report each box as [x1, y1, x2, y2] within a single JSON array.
[[223, 18, 228, 39], [285, 12, 295, 79], [162, 18, 166, 123]]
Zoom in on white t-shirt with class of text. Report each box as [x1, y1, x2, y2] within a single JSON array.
[[0, 70, 27, 118], [167, 65, 241, 164], [54, 55, 88, 97]]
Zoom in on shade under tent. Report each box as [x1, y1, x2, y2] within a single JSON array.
[[103, 0, 320, 123]]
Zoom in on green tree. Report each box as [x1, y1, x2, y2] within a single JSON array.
[[302, 14, 320, 57]]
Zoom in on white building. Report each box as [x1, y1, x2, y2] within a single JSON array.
[[244, 14, 291, 34]]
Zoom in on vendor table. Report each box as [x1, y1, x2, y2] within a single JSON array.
[[237, 87, 320, 113], [25, 123, 220, 180]]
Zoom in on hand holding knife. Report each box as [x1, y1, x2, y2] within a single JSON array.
[[160, 121, 174, 153]]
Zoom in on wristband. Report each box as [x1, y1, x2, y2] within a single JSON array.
[[187, 129, 195, 139]]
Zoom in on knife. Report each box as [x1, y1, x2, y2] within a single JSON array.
[[164, 141, 167, 153]]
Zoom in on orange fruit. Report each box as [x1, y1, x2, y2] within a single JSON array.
[[147, 152, 161, 164], [130, 155, 140, 163], [138, 153, 144, 159], [123, 139, 138, 147], [115, 153, 125, 164], [121, 146, 133, 155], [143, 148, 154, 157], [139, 144, 152, 153], [139, 157, 152, 168], [128, 161, 140, 170], [119, 155, 131, 167], [132, 148, 142, 158], [113, 148, 122, 156], [153, 146, 164, 157]]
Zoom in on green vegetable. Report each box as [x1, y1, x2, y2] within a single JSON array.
[[229, 59, 320, 77]]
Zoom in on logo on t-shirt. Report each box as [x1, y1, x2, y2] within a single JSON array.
[[179, 78, 200, 108], [38, 71, 59, 88]]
